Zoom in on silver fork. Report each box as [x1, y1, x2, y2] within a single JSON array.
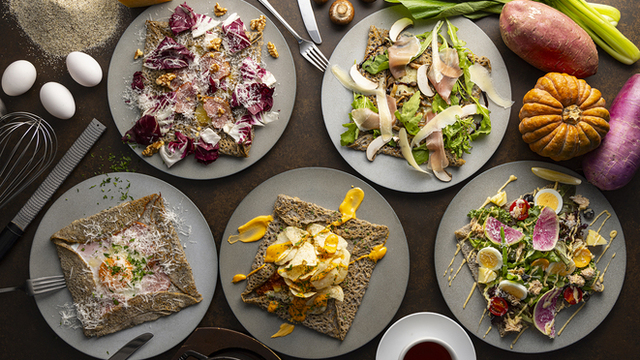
[[257, 0, 329, 72], [0, 275, 66, 296]]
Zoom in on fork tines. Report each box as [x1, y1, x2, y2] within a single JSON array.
[[305, 47, 329, 72], [28, 275, 67, 295]]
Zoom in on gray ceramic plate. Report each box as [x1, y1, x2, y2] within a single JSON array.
[[435, 161, 626, 353], [321, 6, 512, 193], [30, 172, 217, 359], [219, 167, 410, 358], [107, 0, 296, 179], [376, 312, 476, 360]]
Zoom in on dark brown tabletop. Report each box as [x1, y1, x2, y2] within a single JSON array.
[[1, 0, 638, 359]]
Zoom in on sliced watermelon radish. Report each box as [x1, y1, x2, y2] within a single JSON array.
[[532, 206, 560, 251], [533, 287, 562, 338], [484, 217, 525, 245]]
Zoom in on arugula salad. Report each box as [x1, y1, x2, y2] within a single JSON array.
[[333, 18, 510, 182]]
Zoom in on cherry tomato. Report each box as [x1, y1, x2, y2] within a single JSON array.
[[563, 286, 583, 305], [509, 198, 530, 221], [489, 296, 509, 316]]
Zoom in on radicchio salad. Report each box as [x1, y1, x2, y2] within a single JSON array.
[[122, 2, 278, 168], [331, 18, 512, 182]]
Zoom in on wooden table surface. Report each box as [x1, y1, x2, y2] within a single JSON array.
[[1, 0, 638, 359]]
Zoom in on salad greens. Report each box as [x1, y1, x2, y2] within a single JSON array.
[[461, 182, 606, 337], [342, 20, 491, 166]]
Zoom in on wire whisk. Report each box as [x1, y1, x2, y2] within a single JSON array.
[[0, 112, 58, 209]]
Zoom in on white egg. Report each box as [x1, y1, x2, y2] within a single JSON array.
[[66, 51, 103, 87], [40, 82, 76, 119], [2, 60, 37, 96]]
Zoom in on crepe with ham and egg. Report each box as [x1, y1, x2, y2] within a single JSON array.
[[51, 194, 201, 338], [241, 194, 389, 340]]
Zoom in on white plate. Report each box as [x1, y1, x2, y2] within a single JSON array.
[[321, 6, 512, 193], [376, 312, 476, 360], [107, 0, 296, 179], [435, 161, 626, 352], [219, 167, 410, 358], [30, 172, 217, 359]]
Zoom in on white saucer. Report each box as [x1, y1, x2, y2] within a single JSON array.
[[376, 312, 476, 360]]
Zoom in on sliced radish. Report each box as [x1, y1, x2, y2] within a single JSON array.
[[389, 17, 414, 43], [349, 64, 378, 91], [468, 63, 513, 109], [417, 64, 434, 97]]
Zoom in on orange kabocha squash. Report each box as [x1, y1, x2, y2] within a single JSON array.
[[518, 72, 610, 161]]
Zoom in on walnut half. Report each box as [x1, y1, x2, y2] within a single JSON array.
[[214, 3, 227, 16], [156, 73, 176, 88], [267, 42, 279, 58], [251, 15, 266, 32], [142, 140, 164, 157]]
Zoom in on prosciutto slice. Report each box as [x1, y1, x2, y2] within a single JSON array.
[[203, 97, 233, 129], [388, 35, 420, 79], [428, 21, 463, 104], [350, 95, 397, 131], [423, 111, 451, 182]]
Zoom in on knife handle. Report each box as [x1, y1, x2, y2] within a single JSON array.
[[0, 222, 24, 260]]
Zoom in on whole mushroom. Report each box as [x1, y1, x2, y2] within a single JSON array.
[[329, 0, 354, 25]]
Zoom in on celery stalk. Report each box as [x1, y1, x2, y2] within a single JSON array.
[[587, 2, 620, 23]]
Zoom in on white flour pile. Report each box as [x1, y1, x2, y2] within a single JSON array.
[[9, 0, 127, 57]]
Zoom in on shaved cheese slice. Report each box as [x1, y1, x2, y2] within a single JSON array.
[[331, 65, 378, 96], [417, 64, 434, 97], [399, 128, 429, 174], [349, 64, 377, 91], [431, 21, 444, 83], [411, 104, 478, 148], [376, 81, 393, 142], [469, 63, 513, 109]]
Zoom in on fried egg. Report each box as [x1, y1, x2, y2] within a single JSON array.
[[71, 222, 172, 304]]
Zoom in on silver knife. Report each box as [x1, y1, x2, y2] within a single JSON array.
[[298, 0, 322, 44], [108, 333, 154, 360], [0, 118, 106, 260]]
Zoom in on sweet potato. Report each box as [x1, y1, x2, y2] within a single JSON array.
[[583, 74, 640, 190], [499, 0, 598, 78]]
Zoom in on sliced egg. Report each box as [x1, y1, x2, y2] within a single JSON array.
[[478, 267, 497, 284], [476, 247, 503, 271], [534, 188, 563, 214], [498, 280, 528, 300], [547, 261, 576, 276]]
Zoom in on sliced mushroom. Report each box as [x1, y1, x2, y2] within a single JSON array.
[[389, 17, 413, 43]]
